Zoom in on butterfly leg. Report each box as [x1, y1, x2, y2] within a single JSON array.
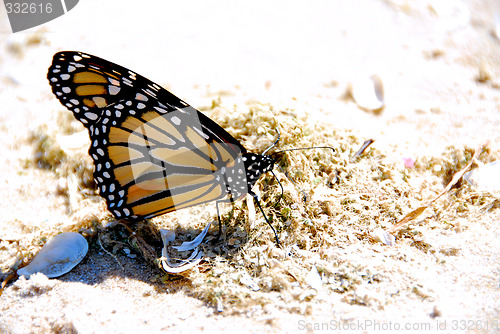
[[249, 190, 280, 246], [214, 198, 235, 241], [215, 199, 225, 240]]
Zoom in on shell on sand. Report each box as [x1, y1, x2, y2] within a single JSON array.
[[350, 74, 385, 112], [17, 232, 88, 278]]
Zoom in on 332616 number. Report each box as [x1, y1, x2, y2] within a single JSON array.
[[5, 2, 53, 14]]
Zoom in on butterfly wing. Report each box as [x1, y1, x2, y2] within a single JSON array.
[[47, 51, 244, 150], [48, 51, 249, 221]]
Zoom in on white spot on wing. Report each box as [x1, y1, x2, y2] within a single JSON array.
[[84, 112, 98, 120], [109, 85, 120, 95], [93, 97, 107, 108], [171, 116, 181, 125], [109, 78, 120, 86], [144, 89, 156, 97], [194, 127, 209, 140], [154, 107, 168, 113]]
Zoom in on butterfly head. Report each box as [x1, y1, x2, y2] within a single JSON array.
[[242, 153, 274, 190]]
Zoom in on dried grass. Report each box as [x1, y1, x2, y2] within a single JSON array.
[[3, 102, 500, 314]]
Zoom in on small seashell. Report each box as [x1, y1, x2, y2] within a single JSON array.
[[306, 265, 323, 291], [17, 232, 88, 278], [372, 228, 395, 246], [350, 74, 385, 112], [159, 221, 212, 273], [464, 161, 500, 194], [172, 221, 211, 252], [494, 13, 500, 40]]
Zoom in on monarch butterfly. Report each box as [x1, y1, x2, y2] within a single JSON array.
[[47, 51, 281, 242]]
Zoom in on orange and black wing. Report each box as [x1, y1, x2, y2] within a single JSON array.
[[48, 51, 249, 221]]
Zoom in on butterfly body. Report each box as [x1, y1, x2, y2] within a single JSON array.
[[48, 51, 274, 222]]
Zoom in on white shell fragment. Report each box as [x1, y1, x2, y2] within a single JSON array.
[[372, 228, 396, 246], [17, 232, 88, 278], [239, 272, 260, 291], [494, 13, 500, 40], [172, 221, 211, 252], [306, 265, 323, 291], [464, 161, 500, 194], [350, 74, 385, 112], [159, 221, 211, 273]]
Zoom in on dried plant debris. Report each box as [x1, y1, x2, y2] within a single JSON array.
[[8, 103, 500, 314], [25, 127, 96, 208], [385, 142, 487, 238], [350, 138, 375, 162]]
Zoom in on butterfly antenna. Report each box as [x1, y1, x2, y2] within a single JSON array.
[[262, 128, 281, 156], [271, 146, 335, 156]]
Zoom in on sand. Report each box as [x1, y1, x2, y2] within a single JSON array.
[[1, 1, 500, 333]]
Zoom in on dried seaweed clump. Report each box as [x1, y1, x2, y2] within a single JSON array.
[[162, 105, 500, 315]]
